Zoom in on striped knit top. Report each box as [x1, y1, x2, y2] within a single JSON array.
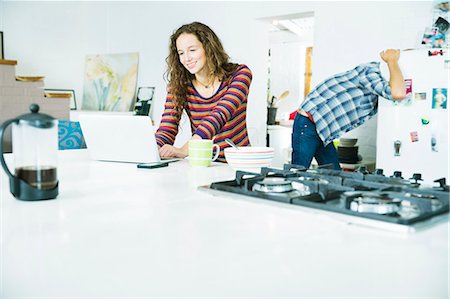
[[155, 64, 252, 162]]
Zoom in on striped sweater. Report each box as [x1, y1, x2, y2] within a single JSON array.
[[155, 64, 252, 162]]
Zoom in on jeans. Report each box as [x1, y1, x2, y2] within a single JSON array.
[[291, 113, 341, 170]]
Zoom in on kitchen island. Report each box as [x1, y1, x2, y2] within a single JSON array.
[[1, 150, 448, 298]]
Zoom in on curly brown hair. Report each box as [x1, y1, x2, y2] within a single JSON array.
[[165, 22, 239, 119]]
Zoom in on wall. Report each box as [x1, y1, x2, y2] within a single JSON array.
[[0, 1, 433, 156], [269, 42, 306, 121], [311, 1, 433, 159]]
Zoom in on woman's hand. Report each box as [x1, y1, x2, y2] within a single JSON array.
[[159, 135, 202, 158], [159, 144, 188, 158]]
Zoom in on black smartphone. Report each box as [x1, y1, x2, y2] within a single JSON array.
[[137, 162, 169, 169]]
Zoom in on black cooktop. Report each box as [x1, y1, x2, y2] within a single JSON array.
[[208, 164, 449, 226]]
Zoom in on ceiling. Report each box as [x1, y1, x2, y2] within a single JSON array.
[[269, 16, 315, 36]]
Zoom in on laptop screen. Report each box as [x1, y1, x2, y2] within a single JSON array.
[[79, 114, 163, 163]]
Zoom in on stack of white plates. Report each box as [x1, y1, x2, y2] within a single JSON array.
[[224, 147, 275, 172]]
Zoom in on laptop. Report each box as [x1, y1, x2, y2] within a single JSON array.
[[78, 114, 178, 163]]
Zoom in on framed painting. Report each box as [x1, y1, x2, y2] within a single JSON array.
[[44, 89, 77, 110], [82, 52, 139, 111], [134, 86, 155, 116], [0, 31, 4, 59]]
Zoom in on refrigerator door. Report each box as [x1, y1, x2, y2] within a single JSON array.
[[377, 49, 449, 184]]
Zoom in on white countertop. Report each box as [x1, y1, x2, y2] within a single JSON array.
[[1, 150, 449, 298]]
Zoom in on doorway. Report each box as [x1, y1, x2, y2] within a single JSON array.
[[267, 13, 315, 122], [264, 12, 315, 165]]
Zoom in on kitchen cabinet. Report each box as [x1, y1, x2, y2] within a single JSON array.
[[267, 124, 292, 167]]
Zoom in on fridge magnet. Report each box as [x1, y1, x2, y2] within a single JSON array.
[[394, 80, 413, 106], [431, 134, 438, 152], [432, 34, 446, 48], [432, 88, 447, 109], [428, 49, 445, 56], [394, 140, 402, 156], [421, 27, 438, 46], [434, 1, 449, 11], [445, 59, 450, 69], [410, 131, 419, 142], [433, 16, 449, 34], [414, 92, 426, 101], [398, 79, 413, 106], [405, 79, 412, 97], [421, 117, 430, 125], [420, 116, 430, 125]]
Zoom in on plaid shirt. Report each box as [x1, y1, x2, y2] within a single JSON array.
[[300, 62, 392, 146]]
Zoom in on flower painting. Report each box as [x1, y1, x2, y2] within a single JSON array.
[[82, 52, 139, 111]]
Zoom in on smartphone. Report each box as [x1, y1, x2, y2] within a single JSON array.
[[137, 162, 169, 169]]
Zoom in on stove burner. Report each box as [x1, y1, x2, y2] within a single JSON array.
[[298, 176, 329, 184], [405, 192, 436, 199], [252, 177, 294, 193], [252, 177, 312, 197], [345, 191, 402, 214], [291, 181, 312, 196], [405, 192, 443, 210], [398, 200, 422, 219]]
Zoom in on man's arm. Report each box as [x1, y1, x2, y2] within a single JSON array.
[[380, 49, 406, 101]]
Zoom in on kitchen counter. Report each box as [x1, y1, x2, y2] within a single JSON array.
[[1, 150, 448, 298]]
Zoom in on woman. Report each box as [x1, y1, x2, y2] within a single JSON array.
[[155, 22, 252, 162]]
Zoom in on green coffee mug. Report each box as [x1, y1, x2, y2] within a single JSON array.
[[188, 139, 220, 167]]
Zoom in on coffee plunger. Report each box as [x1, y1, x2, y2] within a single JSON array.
[[0, 104, 59, 200]]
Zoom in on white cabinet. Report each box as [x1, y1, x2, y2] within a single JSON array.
[[267, 124, 376, 171], [267, 125, 292, 167]]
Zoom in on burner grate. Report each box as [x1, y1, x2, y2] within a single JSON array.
[[207, 165, 450, 227]]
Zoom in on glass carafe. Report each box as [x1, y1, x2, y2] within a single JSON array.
[[0, 104, 59, 200]]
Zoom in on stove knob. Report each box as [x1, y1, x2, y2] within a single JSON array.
[[411, 173, 423, 182], [357, 166, 368, 174], [434, 177, 446, 185], [391, 171, 403, 179], [434, 178, 448, 189], [375, 169, 384, 176]]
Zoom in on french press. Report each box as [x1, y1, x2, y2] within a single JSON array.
[[0, 104, 59, 201]]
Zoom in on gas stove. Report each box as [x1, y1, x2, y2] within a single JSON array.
[[202, 164, 449, 232]]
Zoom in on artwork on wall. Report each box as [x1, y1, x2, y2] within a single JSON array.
[[82, 52, 139, 111], [0, 31, 4, 59]]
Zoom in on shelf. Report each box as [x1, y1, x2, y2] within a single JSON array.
[[0, 59, 18, 65]]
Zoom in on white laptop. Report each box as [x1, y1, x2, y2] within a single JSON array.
[[79, 114, 178, 163]]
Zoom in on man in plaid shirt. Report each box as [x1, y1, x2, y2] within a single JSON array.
[[292, 49, 406, 170]]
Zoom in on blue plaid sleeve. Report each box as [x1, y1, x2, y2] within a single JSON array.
[[360, 62, 392, 100]]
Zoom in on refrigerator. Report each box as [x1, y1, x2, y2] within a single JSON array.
[[376, 49, 449, 185]]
